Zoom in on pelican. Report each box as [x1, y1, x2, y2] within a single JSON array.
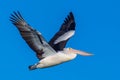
[[10, 11, 92, 70]]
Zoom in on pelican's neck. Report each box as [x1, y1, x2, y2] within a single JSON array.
[[66, 53, 77, 59], [63, 48, 77, 59]]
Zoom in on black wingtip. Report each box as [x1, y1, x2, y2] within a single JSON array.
[[10, 11, 25, 24], [63, 12, 75, 24], [69, 12, 74, 20], [69, 12, 73, 15]]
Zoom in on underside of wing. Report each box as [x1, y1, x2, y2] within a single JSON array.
[[49, 12, 76, 51], [10, 11, 56, 60]]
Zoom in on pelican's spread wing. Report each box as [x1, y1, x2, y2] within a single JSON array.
[[49, 12, 76, 51], [10, 11, 56, 59]]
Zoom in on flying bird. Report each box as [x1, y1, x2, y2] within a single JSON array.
[[10, 11, 92, 70]]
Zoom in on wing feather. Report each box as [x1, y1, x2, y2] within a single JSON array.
[[49, 12, 76, 51], [10, 11, 56, 60]]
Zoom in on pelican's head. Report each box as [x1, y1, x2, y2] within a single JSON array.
[[66, 48, 93, 56]]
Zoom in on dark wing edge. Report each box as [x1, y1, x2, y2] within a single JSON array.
[[49, 12, 76, 51], [60, 12, 75, 31], [10, 11, 56, 60]]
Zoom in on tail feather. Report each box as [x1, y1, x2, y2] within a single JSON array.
[[28, 65, 37, 70]]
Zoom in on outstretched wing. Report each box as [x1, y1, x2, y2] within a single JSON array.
[[10, 11, 56, 60], [49, 12, 76, 51]]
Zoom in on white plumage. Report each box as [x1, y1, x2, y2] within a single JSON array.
[[36, 50, 77, 68], [54, 30, 75, 44]]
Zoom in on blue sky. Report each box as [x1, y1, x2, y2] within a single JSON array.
[[0, 0, 120, 80]]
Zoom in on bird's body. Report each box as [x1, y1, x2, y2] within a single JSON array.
[[10, 11, 92, 70], [35, 49, 77, 68]]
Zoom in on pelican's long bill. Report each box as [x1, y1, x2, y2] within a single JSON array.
[[69, 48, 93, 56]]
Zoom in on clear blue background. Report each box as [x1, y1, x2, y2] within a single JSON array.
[[0, 0, 120, 80]]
